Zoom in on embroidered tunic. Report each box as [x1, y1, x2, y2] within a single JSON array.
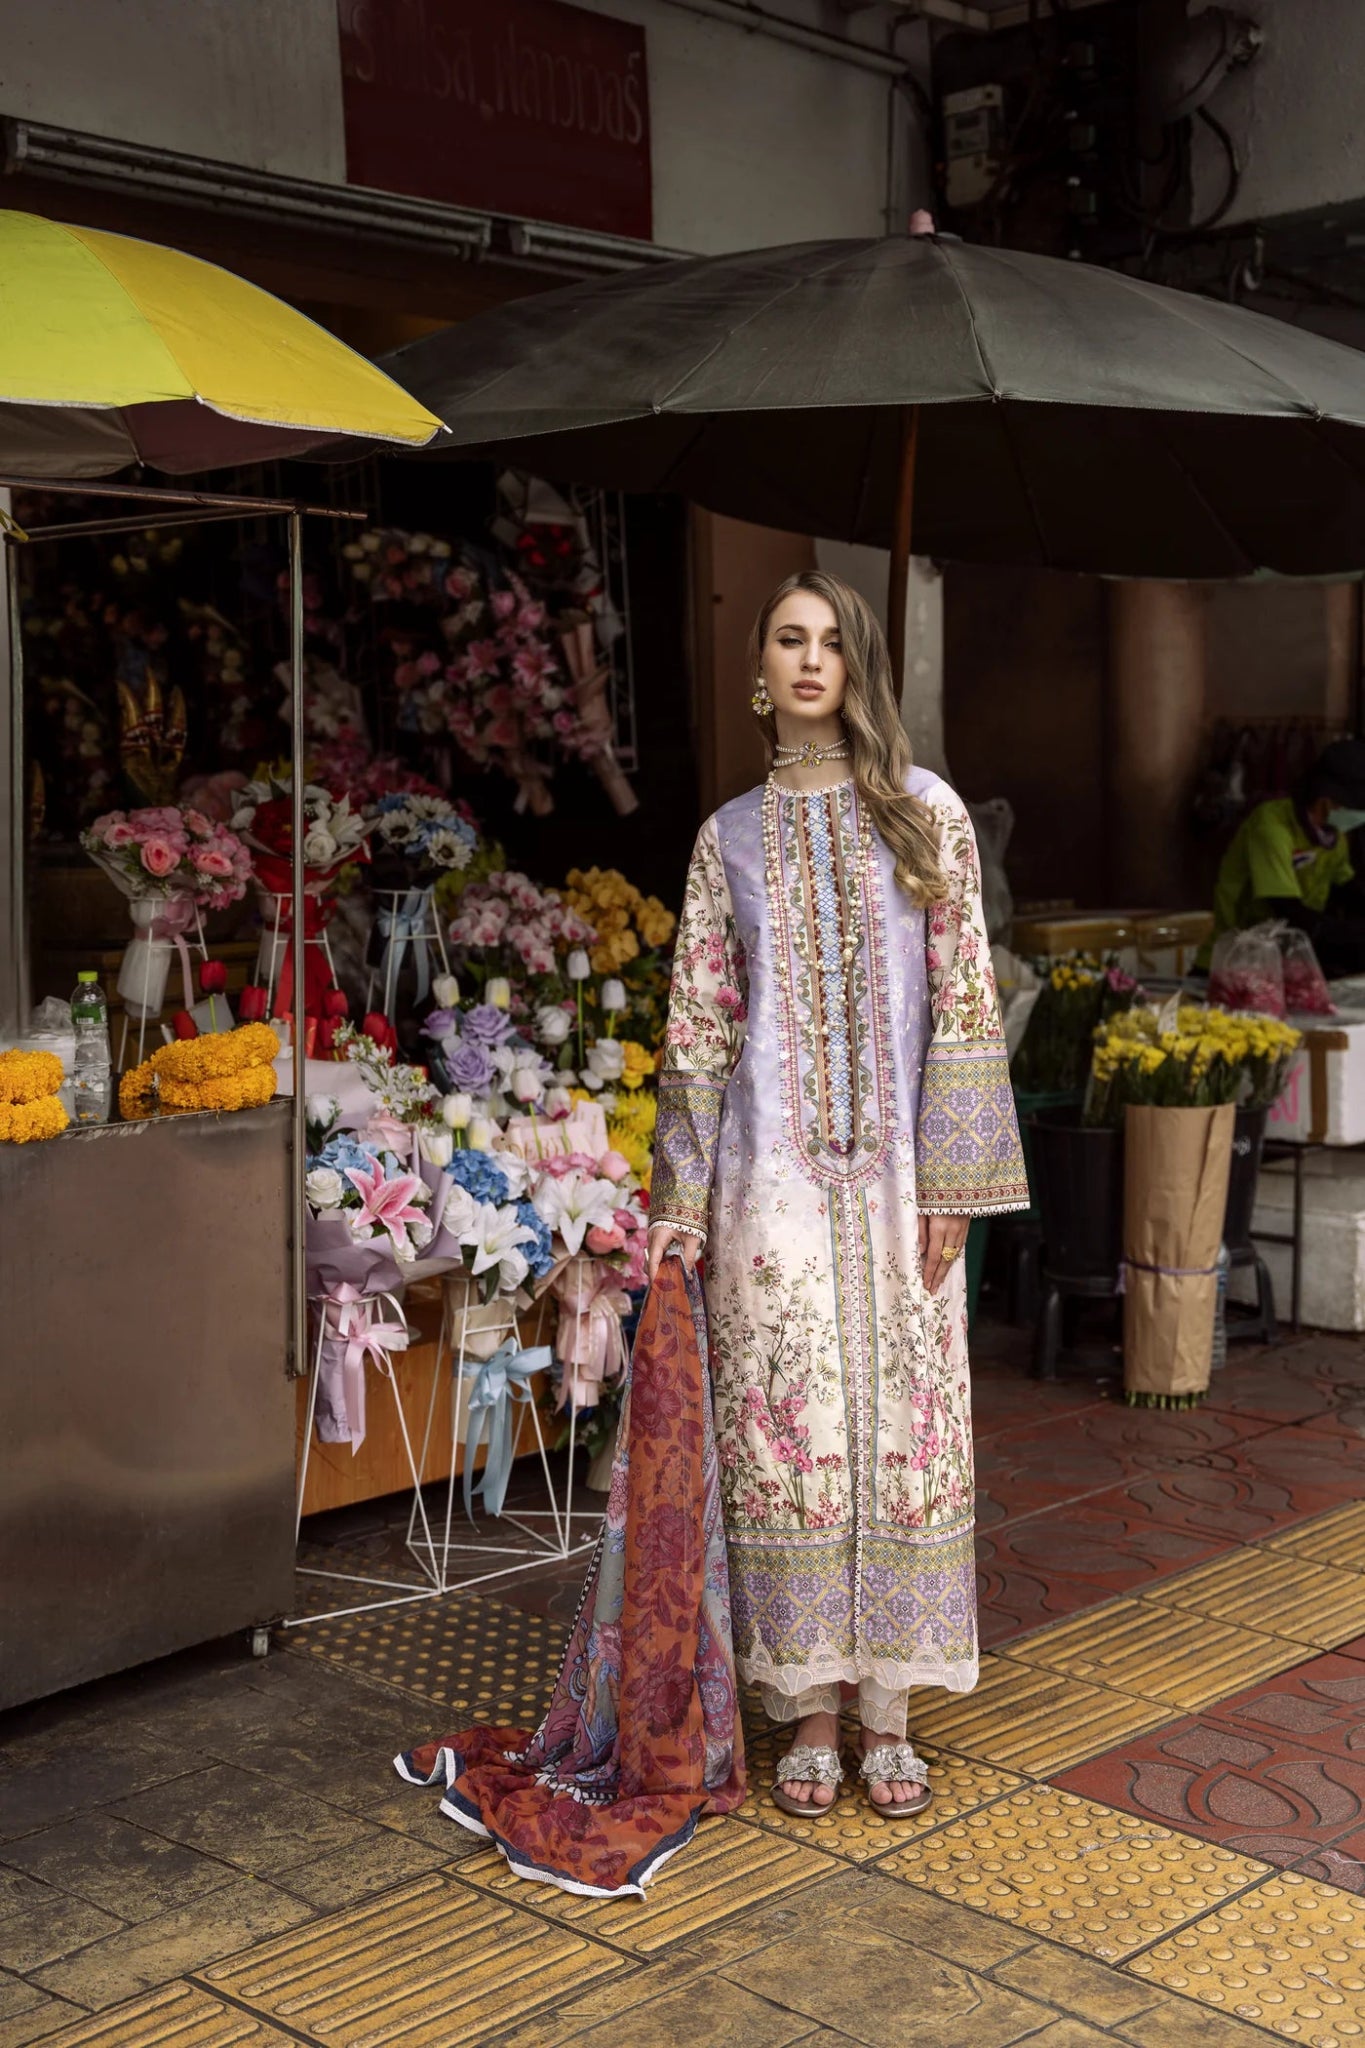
[[651, 769, 1027, 1703]]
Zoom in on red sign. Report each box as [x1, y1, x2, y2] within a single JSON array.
[[338, 0, 652, 241]]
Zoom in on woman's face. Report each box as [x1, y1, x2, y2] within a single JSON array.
[[761, 591, 848, 723]]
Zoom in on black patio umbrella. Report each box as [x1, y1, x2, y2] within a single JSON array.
[[378, 235, 1365, 680]]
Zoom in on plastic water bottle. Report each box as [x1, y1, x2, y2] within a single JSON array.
[[71, 971, 112, 1123], [1211, 1241, 1230, 1373]]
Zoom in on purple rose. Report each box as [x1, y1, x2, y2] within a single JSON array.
[[462, 1002, 514, 1047], [422, 1007, 458, 1041], [445, 1038, 495, 1092]]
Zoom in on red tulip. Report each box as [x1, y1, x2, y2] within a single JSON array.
[[200, 960, 228, 994], [172, 1010, 199, 1039], [238, 984, 268, 1022], [362, 1011, 398, 1054], [322, 987, 349, 1018]]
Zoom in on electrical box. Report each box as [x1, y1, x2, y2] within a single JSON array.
[[942, 84, 1005, 210]]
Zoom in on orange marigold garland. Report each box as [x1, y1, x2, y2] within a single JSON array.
[[119, 1023, 280, 1120], [0, 1049, 69, 1141], [0, 1048, 65, 1105]]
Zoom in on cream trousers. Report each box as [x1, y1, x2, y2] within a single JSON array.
[[760, 1679, 909, 1740]]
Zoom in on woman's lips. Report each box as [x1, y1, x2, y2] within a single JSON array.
[[794, 683, 824, 697]]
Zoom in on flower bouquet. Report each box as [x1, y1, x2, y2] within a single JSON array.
[[1011, 954, 1141, 1094], [444, 871, 598, 1037], [365, 794, 479, 1019], [561, 865, 677, 1049], [231, 770, 373, 1017], [304, 1115, 434, 1451], [555, 613, 638, 816], [1087, 1003, 1302, 1407], [81, 804, 252, 1024]]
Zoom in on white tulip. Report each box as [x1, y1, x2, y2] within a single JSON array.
[[600, 978, 627, 1013], [536, 1004, 572, 1046], [566, 949, 590, 982], [511, 1066, 545, 1104], [419, 1125, 454, 1167], [432, 972, 461, 1008], [544, 1086, 574, 1118], [441, 1091, 473, 1129], [586, 1038, 625, 1081], [467, 1115, 497, 1150], [359, 531, 383, 553], [486, 976, 512, 1010]]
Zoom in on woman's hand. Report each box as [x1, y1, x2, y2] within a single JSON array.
[[919, 1213, 970, 1296], [647, 1222, 703, 1287]]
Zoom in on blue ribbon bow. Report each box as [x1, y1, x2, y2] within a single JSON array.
[[375, 885, 436, 1007], [460, 1338, 553, 1519]]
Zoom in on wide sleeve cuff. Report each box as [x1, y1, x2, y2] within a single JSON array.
[[650, 1072, 725, 1239], [916, 1040, 1029, 1216]]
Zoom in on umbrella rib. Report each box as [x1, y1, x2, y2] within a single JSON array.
[[994, 400, 1054, 567], [1076, 262, 1324, 418], [1141, 412, 1256, 575], [934, 242, 1000, 399], [652, 242, 874, 414]]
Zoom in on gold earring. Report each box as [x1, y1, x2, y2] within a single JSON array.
[[751, 677, 773, 715]]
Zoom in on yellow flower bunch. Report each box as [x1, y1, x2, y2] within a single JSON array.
[[0, 1048, 65, 1105], [0, 1048, 69, 1142], [563, 866, 677, 974], [618, 1039, 657, 1091], [1049, 962, 1100, 993], [0, 1093, 69, 1143], [148, 1022, 280, 1084], [120, 1023, 280, 1121], [1089, 1002, 1302, 1123]]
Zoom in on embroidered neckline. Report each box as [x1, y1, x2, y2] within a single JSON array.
[[769, 776, 855, 801]]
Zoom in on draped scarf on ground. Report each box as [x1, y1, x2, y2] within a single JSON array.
[[394, 1254, 746, 1898]]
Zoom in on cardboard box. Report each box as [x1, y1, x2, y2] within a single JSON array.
[[1012, 912, 1143, 976], [1134, 911, 1214, 980], [1229, 1152, 1365, 1332], [1266, 1010, 1365, 1147]]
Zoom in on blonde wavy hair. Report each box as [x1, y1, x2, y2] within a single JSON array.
[[748, 570, 948, 905]]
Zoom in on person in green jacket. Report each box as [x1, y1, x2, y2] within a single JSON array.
[[1212, 740, 1365, 976]]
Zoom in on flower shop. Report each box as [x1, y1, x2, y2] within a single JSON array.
[[2, 454, 694, 1706]]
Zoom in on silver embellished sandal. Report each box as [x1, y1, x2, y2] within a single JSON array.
[[771, 1743, 844, 1817], [858, 1741, 932, 1819]]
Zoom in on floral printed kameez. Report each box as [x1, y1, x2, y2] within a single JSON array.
[[651, 769, 1027, 1718]]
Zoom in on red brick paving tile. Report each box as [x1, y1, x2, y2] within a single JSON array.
[[1192, 1427, 1365, 1503], [1082, 1464, 1327, 1548], [1196, 1653, 1365, 1762], [1055, 1696, 1365, 1868], [1297, 1834, 1365, 1892], [1334, 1635, 1365, 1662], [1294, 1401, 1365, 1444], [971, 1371, 1106, 1439], [1204, 1361, 1348, 1428], [982, 1500, 1233, 1592], [976, 1566, 1105, 1648]]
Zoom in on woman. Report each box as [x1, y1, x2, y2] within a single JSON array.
[[646, 570, 1027, 1818]]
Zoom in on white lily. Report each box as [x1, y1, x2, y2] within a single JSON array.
[[532, 1169, 620, 1257], [461, 1201, 537, 1286]]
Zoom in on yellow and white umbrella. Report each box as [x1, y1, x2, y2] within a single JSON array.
[[0, 209, 443, 476]]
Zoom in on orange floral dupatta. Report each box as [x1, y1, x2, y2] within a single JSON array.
[[395, 1255, 746, 1897]]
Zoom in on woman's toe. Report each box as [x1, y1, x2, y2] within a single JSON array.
[[811, 1782, 836, 1808]]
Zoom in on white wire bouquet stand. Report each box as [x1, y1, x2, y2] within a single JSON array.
[[290, 1285, 446, 1625], [405, 1275, 604, 1594], [366, 884, 452, 1022], [255, 885, 342, 1016]]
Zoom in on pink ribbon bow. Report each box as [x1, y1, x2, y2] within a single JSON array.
[[551, 1253, 631, 1411], [315, 1285, 409, 1453]]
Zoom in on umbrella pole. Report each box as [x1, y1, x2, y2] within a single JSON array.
[[289, 510, 308, 1384], [886, 405, 919, 701]]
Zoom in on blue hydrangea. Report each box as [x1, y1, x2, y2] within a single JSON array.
[[445, 1147, 511, 1206], [308, 1132, 381, 1178], [516, 1199, 554, 1280]]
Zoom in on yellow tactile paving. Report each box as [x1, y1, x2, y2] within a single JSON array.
[[906, 1655, 1169, 1775], [1266, 1498, 1365, 1569], [1007, 1596, 1313, 1711], [1127, 1869, 1365, 2045], [731, 1723, 1025, 1860], [292, 1593, 568, 1716], [204, 1872, 631, 2048], [36, 1982, 297, 2048], [446, 1816, 838, 1955], [877, 1785, 1270, 1965], [1155, 1548, 1365, 1650]]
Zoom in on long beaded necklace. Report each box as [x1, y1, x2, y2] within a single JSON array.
[[764, 774, 876, 1060]]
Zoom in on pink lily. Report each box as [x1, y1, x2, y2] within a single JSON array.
[[344, 1160, 429, 1256]]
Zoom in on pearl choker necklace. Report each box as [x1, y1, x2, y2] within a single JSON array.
[[772, 738, 851, 768]]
